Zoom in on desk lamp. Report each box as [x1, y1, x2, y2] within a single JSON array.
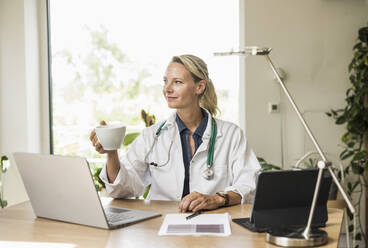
[[214, 47, 355, 247]]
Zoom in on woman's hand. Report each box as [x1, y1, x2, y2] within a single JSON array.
[[90, 120, 115, 154], [90, 120, 120, 183], [178, 192, 224, 213]]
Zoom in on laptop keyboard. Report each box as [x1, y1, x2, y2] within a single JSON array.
[[104, 206, 134, 223]]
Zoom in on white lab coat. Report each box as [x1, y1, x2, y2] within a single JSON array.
[[100, 109, 261, 203]]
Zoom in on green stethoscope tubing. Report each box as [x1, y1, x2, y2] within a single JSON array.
[[207, 117, 217, 169], [149, 117, 217, 179]]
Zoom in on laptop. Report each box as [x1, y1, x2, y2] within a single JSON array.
[[13, 152, 161, 229], [233, 169, 332, 232]]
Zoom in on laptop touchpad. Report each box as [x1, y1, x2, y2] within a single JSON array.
[[105, 206, 130, 213]]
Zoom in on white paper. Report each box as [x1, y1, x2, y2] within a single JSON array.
[[158, 213, 231, 236]]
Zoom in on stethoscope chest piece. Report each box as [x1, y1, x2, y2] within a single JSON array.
[[202, 167, 214, 180]]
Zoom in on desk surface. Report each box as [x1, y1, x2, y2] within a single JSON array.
[[0, 198, 343, 248]]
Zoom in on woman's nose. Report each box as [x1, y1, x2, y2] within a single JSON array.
[[164, 82, 173, 92]]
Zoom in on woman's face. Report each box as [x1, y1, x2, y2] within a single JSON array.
[[163, 62, 205, 111]]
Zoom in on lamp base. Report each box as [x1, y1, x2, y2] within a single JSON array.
[[266, 228, 328, 247]]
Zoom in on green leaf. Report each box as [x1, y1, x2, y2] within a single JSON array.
[[257, 157, 266, 163], [93, 167, 102, 177], [337, 170, 342, 180], [353, 42, 362, 50], [341, 132, 350, 143], [0, 155, 8, 161], [349, 75, 356, 84], [261, 164, 272, 171], [95, 183, 102, 192], [0, 200, 7, 208], [364, 56, 368, 66], [346, 88, 353, 97], [347, 210, 353, 220], [0, 155, 8, 169], [348, 62, 353, 72], [261, 163, 281, 171], [340, 150, 354, 160], [123, 132, 140, 146], [340, 149, 348, 159], [348, 182, 352, 191], [352, 181, 360, 191], [352, 163, 364, 175], [352, 150, 367, 161], [143, 184, 151, 199], [355, 233, 362, 240], [92, 167, 104, 190], [336, 115, 347, 125], [347, 142, 355, 148]]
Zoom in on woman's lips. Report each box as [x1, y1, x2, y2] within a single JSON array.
[[167, 96, 178, 101]]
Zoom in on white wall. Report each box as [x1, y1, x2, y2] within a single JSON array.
[[244, 0, 368, 168], [0, 0, 49, 207]]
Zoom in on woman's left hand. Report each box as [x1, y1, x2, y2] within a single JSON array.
[[179, 191, 223, 213]]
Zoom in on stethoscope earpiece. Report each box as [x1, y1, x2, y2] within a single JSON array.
[[150, 162, 158, 167]]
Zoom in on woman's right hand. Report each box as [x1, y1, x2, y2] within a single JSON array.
[[90, 120, 110, 154], [90, 120, 120, 183]]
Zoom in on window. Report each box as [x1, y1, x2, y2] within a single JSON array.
[[49, 0, 239, 166]]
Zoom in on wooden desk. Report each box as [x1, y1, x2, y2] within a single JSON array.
[[0, 198, 343, 248]]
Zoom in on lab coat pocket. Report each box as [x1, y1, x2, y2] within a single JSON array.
[[213, 164, 230, 187], [200, 164, 229, 194]]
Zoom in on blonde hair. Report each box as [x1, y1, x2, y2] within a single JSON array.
[[171, 54, 219, 116]]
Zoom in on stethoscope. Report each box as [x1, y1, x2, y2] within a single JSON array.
[[144, 117, 217, 180]]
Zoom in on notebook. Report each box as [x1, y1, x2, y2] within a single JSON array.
[[233, 169, 332, 232], [13, 152, 161, 229]]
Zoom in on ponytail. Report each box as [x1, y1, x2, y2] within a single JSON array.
[[200, 78, 218, 116]]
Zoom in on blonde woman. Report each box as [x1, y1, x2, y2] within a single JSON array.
[[90, 55, 260, 213]]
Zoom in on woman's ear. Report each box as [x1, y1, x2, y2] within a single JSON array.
[[196, 80, 207, 95]]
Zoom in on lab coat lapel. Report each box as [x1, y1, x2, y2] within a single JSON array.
[[195, 110, 222, 156], [166, 111, 185, 196], [173, 126, 185, 195], [166, 111, 183, 159]]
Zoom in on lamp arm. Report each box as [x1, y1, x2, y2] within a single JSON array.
[[264, 55, 355, 238], [264, 55, 327, 161]]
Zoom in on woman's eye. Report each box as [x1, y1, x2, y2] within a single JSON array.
[[175, 80, 183, 84], [163, 79, 167, 84]]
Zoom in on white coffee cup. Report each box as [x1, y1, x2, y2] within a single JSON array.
[[95, 123, 126, 150]]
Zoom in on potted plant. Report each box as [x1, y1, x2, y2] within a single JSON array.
[[327, 25, 368, 245]]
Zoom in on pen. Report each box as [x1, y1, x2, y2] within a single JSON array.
[[186, 210, 202, 220]]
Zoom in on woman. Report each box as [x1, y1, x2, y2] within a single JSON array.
[[90, 55, 260, 213]]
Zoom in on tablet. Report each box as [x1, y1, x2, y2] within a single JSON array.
[[233, 169, 332, 232]]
